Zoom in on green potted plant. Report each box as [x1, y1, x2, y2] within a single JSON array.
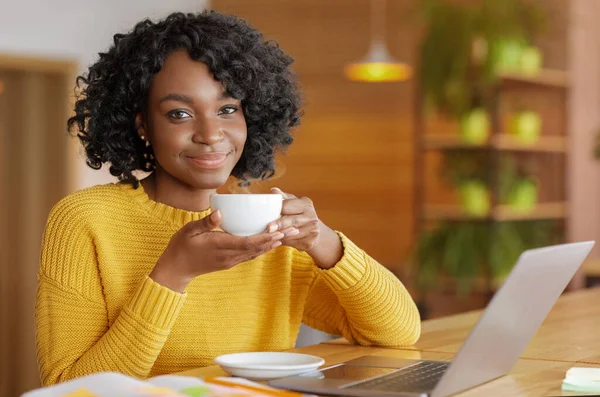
[[413, 219, 557, 296]]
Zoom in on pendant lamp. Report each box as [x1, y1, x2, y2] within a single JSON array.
[[344, 0, 412, 82]]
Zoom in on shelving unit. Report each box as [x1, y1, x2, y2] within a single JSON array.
[[412, 68, 570, 313], [414, 68, 569, 231], [499, 69, 569, 88], [423, 201, 567, 221], [422, 135, 567, 153]]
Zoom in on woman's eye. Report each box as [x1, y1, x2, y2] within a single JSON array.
[[168, 110, 191, 119], [219, 106, 238, 115]]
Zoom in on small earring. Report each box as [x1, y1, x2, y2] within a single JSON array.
[[140, 134, 151, 147]]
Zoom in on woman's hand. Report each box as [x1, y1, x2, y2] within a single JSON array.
[[267, 188, 344, 269], [150, 210, 284, 292], [266, 188, 320, 251]]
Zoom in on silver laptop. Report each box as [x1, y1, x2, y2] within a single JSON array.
[[270, 241, 595, 397]]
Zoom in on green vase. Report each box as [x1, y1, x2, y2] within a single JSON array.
[[460, 108, 490, 145], [509, 111, 542, 144], [490, 38, 526, 74], [508, 180, 538, 212], [459, 181, 490, 216], [520, 46, 543, 75]]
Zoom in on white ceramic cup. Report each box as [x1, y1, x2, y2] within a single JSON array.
[[210, 194, 283, 236]]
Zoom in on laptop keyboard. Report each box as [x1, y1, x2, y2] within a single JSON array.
[[345, 361, 450, 393]]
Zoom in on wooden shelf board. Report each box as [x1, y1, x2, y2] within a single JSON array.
[[422, 134, 567, 153], [499, 69, 569, 88], [423, 202, 567, 221]]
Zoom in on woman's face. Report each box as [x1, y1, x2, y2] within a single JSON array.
[[138, 50, 247, 190]]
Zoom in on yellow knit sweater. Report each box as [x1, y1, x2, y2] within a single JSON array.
[[35, 182, 420, 386]]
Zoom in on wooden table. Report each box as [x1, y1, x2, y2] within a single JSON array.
[[178, 343, 598, 396], [177, 287, 600, 396], [326, 287, 600, 363]]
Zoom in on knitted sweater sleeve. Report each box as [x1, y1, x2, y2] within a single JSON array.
[[35, 200, 186, 386], [299, 232, 421, 346]]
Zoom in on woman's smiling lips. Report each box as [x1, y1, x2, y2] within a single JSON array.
[[186, 152, 229, 169]]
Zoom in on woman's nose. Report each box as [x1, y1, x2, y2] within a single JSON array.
[[191, 118, 224, 145]]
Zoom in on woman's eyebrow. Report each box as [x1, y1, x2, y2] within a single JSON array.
[[159, 93, 194, 104]]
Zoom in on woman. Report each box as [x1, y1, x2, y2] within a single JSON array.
[[35, 10, 420, 386]]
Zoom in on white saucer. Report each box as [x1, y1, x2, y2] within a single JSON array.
[[214, 352, 325, 380]]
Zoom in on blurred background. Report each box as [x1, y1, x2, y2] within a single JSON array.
[[2, 0, 600, 395]]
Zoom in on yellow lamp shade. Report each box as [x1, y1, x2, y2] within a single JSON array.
[[344, 62, 412, 82], [344, 40, 412, 83]]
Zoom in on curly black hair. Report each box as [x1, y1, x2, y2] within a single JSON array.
[[68, 10, 302, 187]]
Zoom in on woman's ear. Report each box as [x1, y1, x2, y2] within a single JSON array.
[[135, 113, 147, 141]]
